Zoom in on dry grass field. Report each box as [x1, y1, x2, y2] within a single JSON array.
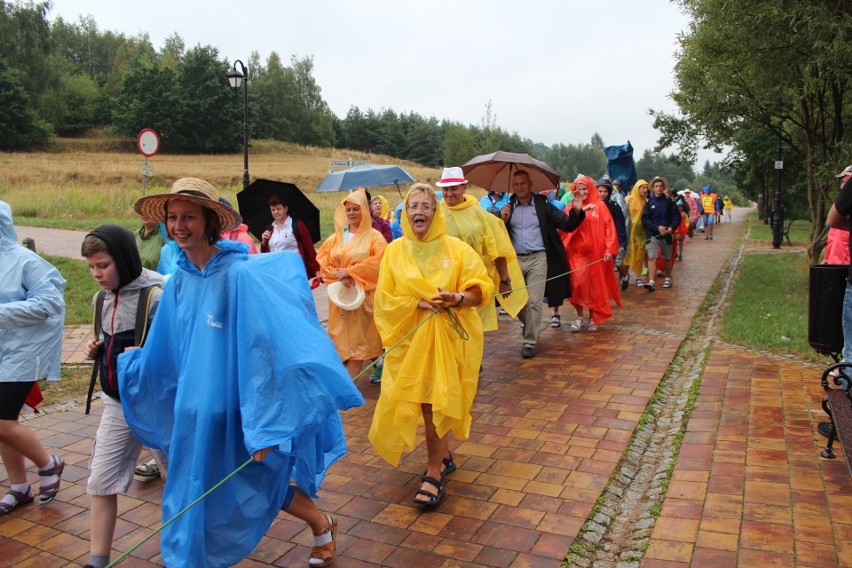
[[0, 137, 478, 237]]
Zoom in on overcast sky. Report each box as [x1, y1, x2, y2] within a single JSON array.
[[50, 0, 723, 168]]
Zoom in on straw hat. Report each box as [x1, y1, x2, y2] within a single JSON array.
[[135, 177, 241, 230], [327, 280, 365, 311]]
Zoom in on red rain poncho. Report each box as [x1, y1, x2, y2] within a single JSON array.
[[559, 176, 622, 325]]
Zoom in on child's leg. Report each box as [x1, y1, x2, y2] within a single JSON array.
[[284, 487, 330, 534], [90, 494, 118, 556]]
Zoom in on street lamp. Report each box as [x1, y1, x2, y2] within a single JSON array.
[[771, 138, 784, 249], [226, 60, 250, 190]]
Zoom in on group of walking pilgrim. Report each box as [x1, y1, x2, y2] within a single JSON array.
[[0, 164, 732, 567]]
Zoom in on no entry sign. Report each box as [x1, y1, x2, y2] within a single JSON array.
[[137, 129, 160, 157]]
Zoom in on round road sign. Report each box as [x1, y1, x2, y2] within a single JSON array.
[[137, 129, 160, 157]]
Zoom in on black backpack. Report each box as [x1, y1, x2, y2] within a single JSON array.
[[85, 285, 160, 414]]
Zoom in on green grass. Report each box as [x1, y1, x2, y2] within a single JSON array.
[[43, 253, 99, 326], [720, 251, 822, 359], [747, 216, 812, 244], [14, 216, 137, 231]]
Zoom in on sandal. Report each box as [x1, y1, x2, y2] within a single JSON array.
[[587, 320, 598, 332], [635, 278, 644, 287], [663, 278, 672, 288], [38, 455, 65, 503], [413, 476, 445, 508], [568, 317, 584, 332], [309, 513, 337, 567], [135, 459, 160, 478], [441, 452, 457, 480], [550, 314, 561, 328], [0, 487, 34, 515]]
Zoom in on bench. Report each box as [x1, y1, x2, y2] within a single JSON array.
[[819, 362, 852, 475], [782, 219, 794, 245]]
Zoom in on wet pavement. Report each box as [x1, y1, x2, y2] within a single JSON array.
[[2, 211, 850, 567]]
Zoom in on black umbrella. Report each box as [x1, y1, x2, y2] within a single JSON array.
[[236, 179, 321, 243]]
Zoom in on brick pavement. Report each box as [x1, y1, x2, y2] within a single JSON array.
[[3, 210, 850, 566]]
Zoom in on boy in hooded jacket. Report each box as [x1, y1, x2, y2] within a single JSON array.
[[81, 225, 168, 568]]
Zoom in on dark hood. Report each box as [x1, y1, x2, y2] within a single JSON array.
[[86, 224, 143, 291]]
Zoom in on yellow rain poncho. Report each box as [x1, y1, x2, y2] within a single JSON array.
[[624, 179, 648, 276], [377, 195, 391, 220], [369, 191, 493, 466], [442, 194, 528, 331], [317, 190, 387, 361]]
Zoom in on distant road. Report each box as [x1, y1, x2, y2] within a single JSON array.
[[15, 226, 89, 259]]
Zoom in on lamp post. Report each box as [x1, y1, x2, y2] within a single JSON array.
[[771, 138, 784, 249], [226, 60, 250, 190]]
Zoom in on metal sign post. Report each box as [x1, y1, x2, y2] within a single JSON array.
[[137, 129, 160, 196]]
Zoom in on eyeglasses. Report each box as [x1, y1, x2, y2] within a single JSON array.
[[407, 203, 434, 212]]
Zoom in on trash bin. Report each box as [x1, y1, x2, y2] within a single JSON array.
[[808, 264, 848, 355]]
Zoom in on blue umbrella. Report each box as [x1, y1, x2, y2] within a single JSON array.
[[315, 164, 416, 193]]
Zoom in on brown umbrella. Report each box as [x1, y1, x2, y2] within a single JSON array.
[[461, 151, 560, 193]]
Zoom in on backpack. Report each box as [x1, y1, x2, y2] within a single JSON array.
[[85, 285, 160, 414]]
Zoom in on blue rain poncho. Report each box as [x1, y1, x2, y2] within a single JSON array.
[[0, 201, 66, 383], [118, 240, 364, 567]]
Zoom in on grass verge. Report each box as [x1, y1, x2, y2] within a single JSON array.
[[44, 253, 100, 326], [719, 213, 833, 363], [38, 366, 94, 408]]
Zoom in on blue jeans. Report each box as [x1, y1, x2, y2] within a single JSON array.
[[843, 283, 852, 362]]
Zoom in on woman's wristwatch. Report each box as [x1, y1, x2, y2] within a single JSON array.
[[500, 278, 511, 285]]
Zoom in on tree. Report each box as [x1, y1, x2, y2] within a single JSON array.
[[175, 45, 241, 152], [112, 63, 181, 145], [0, 1, 57, 117], [0, 60, 51, 150], [443, 123, 476, 166], [653, 0, 852, 262], [42, 71, 100, 134], [545, 142, 606, 180]]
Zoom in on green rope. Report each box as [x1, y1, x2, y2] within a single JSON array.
[[106, 457, 255, 568]]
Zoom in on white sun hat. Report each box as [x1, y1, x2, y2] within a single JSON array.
[[435, 166, 468, 187], [327, 280, 365, 311]]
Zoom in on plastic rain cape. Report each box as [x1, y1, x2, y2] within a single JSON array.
[[624, 179, 649, 276], [0, 201, 66, 382], [559, 176, 622, 325], [317, 190, 387, 361], [369, 192, 493, 466], [118, 241, 364, 567], [442, 194, 528, 331]]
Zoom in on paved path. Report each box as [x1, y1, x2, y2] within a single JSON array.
[[15, 225, 89, 259], [2, 212, 850, 567]]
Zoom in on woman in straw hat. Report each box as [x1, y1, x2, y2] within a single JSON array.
[[317, 190, 387, 380], [369, 183, 492, 508], [119, 177, 364, 567]]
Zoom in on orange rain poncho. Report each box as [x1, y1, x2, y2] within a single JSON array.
[[624, 179, 649, 276], [442, 194, 528, 331], [369, 190, 492, 466], [317, 190, 387, 361], [560, 176, 622, 325]]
